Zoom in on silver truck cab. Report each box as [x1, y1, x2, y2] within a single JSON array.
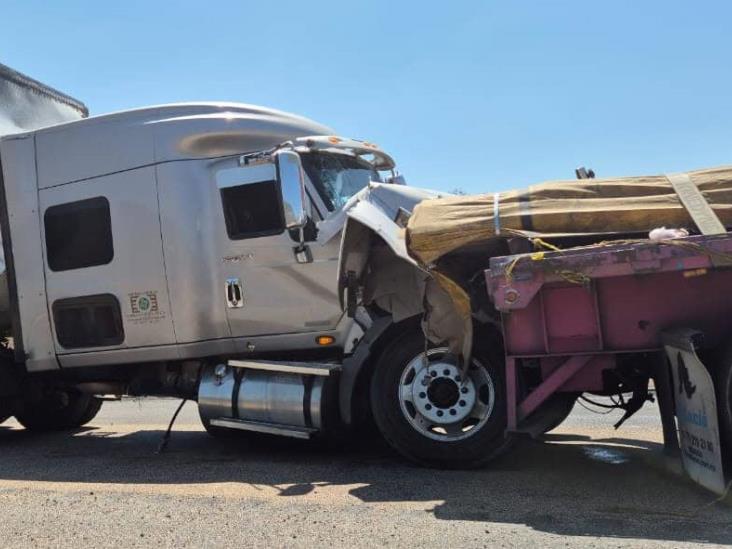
[[1, 68, 507, 468], [0, 103, 395, 371]]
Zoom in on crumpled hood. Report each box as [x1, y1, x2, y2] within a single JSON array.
[[336, 183, 472, 364], [355, 182, 444, 218], [321, 182, 444, 243], [333, 183, 446, 284]]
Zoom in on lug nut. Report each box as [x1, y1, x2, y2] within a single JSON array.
[[436, 410, 444, 417], [425, 403, 432, 410], [454, 375, 461, 382], [419, 392, 426, 399], [449, 409, 457, 416], [459, 400, 466, 407], [430, 371, 437, 377], [460, 387, 468, 394], [443, 369, 450, 376]]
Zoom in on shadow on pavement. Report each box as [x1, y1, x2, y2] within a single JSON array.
[[0, 423, 729, 544]]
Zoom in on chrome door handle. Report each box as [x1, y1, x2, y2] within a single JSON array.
[[226, 278, 244, 308]]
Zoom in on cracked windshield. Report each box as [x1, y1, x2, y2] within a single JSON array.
[[301, 151, 381, 211]]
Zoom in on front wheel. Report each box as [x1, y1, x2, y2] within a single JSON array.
[[370, 329, 514, 468], [0, 399, 12, 425]]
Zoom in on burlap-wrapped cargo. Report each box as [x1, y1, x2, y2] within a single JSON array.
[[406, 166, 732, 266]]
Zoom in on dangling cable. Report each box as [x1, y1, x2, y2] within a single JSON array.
[[156, 399, 188, 455]]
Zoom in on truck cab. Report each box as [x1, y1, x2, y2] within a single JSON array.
[[1, 103, 397, 370], [1, 67, 509, 468]]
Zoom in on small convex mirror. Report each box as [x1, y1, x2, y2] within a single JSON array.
[[276, 151, 307, 229]]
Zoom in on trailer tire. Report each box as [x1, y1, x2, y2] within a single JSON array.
[[370, 328, 514, 469], [524, 393, 578, 436], [15, 392, 103, 432], [714, 351, 732, 463]]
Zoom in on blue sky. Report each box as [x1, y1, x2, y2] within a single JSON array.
[[2, 1, 731, 194]]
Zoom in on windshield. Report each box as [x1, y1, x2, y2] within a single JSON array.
[[300, 151, 382, 212]]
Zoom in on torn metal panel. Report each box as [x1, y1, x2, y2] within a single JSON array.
[[339, 183, 468, 354], [338, 182, 441, 290]]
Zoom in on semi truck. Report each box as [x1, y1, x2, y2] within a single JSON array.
[[5, 64, 728, 490], [0, 63, 522, 469]]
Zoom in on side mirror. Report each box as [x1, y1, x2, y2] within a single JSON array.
[[276, 151, 307, 229]]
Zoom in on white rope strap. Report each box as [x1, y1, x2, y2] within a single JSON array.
[[666, 172, 725, 235], [493, 192, 501, 235]]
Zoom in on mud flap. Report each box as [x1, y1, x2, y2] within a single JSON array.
[[662, 329, 727, 495]]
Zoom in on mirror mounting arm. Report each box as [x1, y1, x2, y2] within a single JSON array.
[[293, 243, 313, 264]]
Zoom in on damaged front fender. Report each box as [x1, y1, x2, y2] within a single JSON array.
[[337, 183, 472, 359]]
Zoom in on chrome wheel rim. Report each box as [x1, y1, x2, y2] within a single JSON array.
[[398, 347, 495, 441]]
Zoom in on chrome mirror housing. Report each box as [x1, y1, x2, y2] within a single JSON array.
[[276, 150, 307, 229]]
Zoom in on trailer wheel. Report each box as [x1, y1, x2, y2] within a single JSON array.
[[523, 393, 578, 436], [370, 328, 514, 468], [15, 392, 103, 432], [714, 351, 732, 461]]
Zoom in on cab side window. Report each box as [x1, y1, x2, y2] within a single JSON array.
[[220, 181, 285, 240]]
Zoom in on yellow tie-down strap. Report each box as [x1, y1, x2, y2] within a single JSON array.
[[666, 172, 726, 235]]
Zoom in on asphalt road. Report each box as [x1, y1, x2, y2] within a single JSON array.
[[0, 398, 730, 548]]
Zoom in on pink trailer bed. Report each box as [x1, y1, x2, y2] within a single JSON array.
[[485, 233, 732, 478]]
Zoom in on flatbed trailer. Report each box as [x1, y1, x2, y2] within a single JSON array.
[[486, 232, 732, 494]]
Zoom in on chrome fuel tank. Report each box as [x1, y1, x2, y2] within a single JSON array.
[[198, 362, 333, 433]]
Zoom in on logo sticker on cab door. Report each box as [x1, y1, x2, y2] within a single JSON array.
[[127, 291, 165, 324]]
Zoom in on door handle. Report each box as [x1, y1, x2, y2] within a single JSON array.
[[226, 278, 244, 308]]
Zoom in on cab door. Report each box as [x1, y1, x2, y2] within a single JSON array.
[[215, 156, 343, 344]]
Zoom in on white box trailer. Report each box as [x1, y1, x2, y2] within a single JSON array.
[[0, 63, 89, 327]]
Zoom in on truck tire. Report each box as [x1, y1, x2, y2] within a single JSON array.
[[15, 392, 103, 432], [370, 328, 514, 469]]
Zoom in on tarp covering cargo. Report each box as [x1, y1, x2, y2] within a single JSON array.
[[0, 64, 88, 328], [406, 166, 732, 266], [0, 62, 87, 136]]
